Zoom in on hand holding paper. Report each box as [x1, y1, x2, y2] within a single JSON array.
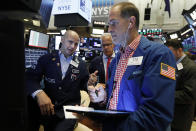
[[88, 83, 106, 103]]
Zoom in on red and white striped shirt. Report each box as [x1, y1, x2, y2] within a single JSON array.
[[109, 35, 141, 110]]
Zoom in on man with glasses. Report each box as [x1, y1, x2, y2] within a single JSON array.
[[89, 33, 115, 85], [86, 2, 176, 131], [88, 33, 115, 111], [26, 30, 89, 131]]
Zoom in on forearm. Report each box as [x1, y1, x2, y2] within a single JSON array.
[[79, 117, 102, 131]]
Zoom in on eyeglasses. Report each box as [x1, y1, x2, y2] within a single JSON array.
[[108, 20, 119, 27], [102, 43, 112, 47]]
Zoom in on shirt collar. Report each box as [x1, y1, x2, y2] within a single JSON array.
[[123, 35, 141, 54], [59, 50, 73, 60], [176, 53, 186, 64], [103, 52, 115, 59]]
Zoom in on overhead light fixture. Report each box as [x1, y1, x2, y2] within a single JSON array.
[[90, 34, 102, 37], [32, 20, 40, 27], [24, 19, 29, 22], [170, 33, 178, 39], [181, 28, 191, 36], [61, 29, 66, 35], [92, 28, 104, 35], [47, 32, 61, 35]]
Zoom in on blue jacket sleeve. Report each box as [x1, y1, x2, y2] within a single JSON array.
[[118, 45, 176, 131]]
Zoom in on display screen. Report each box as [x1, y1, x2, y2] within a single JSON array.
[[80, 37, 88, 47], [89, 38, 101, 48], [92, 38, 101, 47], [79, 37, 101, 48], [170, 33, 178, 39], [138, 29, 162, 38], [55, 36, 62, 50], [29, 30, 49, 49], [182, 36, 196, 53]]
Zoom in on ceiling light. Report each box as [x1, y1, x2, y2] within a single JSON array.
[[32, 20, 40, 27], [90, 34, 101, 37], [47, 32, 61, 35], [92, 28, 104, 35], [61, 29, 66, 35], [170, 33, 178, 39], [24, 19, 29, 22], [181, 28, 191, 36]]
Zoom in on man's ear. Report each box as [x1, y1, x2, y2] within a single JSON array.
[[129, 16, 136, 26], [112, 44, 115, 48], [177, 48, 183, 57], [179, 48, 183, 53]]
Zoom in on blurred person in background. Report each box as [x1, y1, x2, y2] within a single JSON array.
[[165, 39, 196, 131]]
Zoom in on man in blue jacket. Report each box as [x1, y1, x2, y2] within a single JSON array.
[[26, 30, 89, 131], [87, 2, 176, 131]]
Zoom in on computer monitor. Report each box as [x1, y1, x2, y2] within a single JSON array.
[[55, 35, 62, 50], [92, 38, 101, 48], [80, 37, 88, 47], [89, 38, 101, 48], [28, 30, 49, 49]]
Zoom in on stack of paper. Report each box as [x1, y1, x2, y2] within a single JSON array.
[[63, 106, 94, 119]]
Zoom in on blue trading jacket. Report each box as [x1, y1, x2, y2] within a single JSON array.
[[103, 36, 176, 131]]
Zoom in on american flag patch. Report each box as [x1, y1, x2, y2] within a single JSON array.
[[160, 63, 175, 80]]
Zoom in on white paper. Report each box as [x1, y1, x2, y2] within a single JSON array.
[[63, 106, 94, 119]]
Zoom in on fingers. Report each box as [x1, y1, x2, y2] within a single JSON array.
[[50, 104, 55, 115], [46, 104, 50, 115], [88, 70, 99, 86], [93, 70, 98, 76], [40, 105, 46, 115], [95, 83, 105, 90], [40, 103, 54, 116], [36, 91, 55, 116], [88, 85, 95, 92]]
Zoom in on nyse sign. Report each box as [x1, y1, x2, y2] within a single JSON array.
[[52, 0, 92, 23], [57, 5, 71, 11], [52, 0, 74, 15], [92, 6, 111, 17]]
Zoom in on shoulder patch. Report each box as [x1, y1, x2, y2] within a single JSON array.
[[160, 63, 176, 80]]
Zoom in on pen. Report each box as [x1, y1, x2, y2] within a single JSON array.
[[95, 89, 98, 97], [81, 100, 86, 105]]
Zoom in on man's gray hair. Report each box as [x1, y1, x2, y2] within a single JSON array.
[[100, 33, 112, 44]]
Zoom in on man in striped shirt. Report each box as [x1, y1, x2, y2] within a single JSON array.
[[86, 2, 176, 131]]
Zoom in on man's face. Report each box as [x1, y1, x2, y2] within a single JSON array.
[[108, 6, 130, 45], [60, 33, 79, 57], [102, 36, 114, 57], [167, 46, 181, 60]]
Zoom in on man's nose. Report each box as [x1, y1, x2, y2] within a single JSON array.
[[108, 25, 115, 33], [108, 26, 112, 33], [70, 43, 75, 49]]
